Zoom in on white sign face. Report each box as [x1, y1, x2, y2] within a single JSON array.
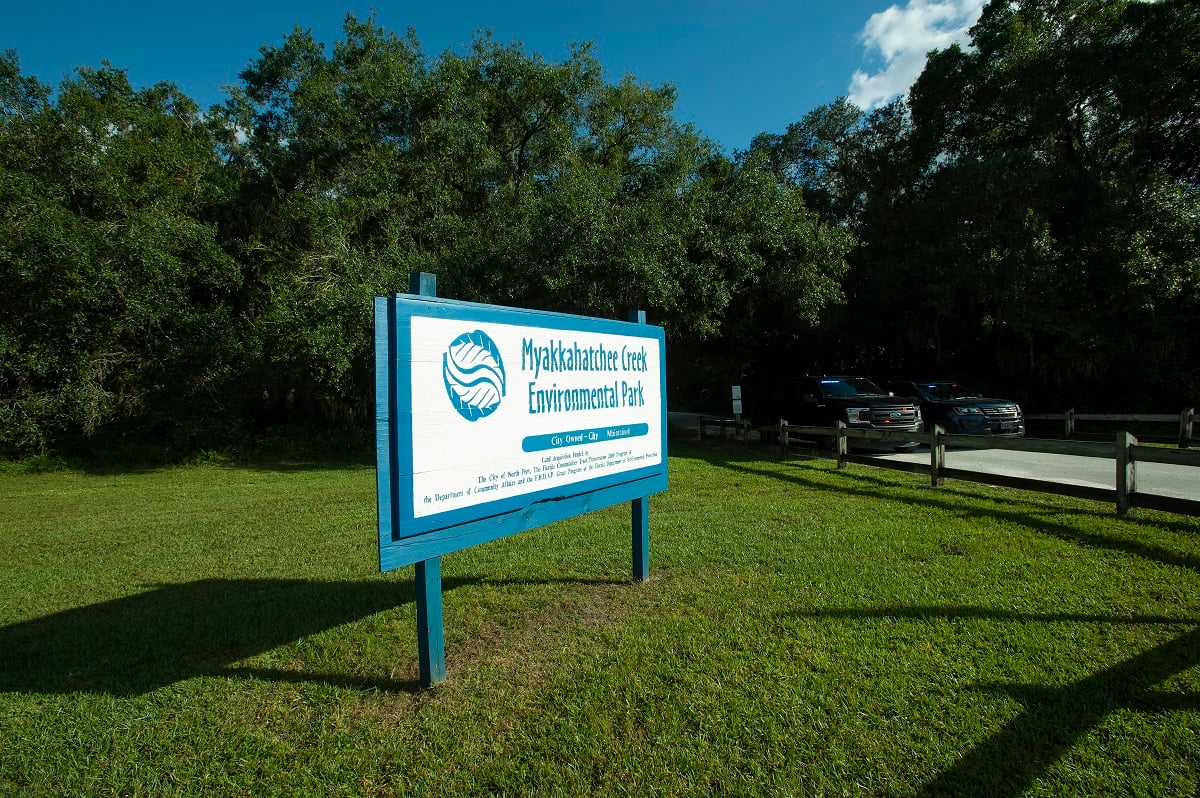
[[394, 301, 666, 536]]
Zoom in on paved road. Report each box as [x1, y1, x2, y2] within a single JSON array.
[[668, 414, 1197, 501], [873, 447, 1198, 501]]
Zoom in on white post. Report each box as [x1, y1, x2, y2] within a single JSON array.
[[836, 421, 848, 469], [1116, 431, 1136, 515], [930, 424, 945, 487]]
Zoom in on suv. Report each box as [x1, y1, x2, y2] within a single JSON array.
[[785, 376, 923, 450], [882, 379, 1024, 437]]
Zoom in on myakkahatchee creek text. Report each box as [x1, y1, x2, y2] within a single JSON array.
[[521, 337, 649, 414]]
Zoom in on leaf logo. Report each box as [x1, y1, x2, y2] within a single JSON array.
[[443, 330, 506, 421]]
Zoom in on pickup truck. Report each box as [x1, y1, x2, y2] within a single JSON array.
[[761, 375, 923, 451]]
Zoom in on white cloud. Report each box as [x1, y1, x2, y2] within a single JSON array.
[[848, 0, 984, 110]]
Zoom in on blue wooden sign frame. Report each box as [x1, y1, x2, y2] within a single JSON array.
[[375, 274, 667, 686]]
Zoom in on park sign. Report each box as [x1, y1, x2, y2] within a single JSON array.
[[374, 288, 668, 573]]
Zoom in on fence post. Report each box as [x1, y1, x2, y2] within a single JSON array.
[[930, 424, 945, 487], [698, 416, 706, 442], [1065, 408, 1075, 439], [719, 417, 727, 440], [835, 421, 848, 468], [1180, 408, 1194, 449], [1116, 431, 1136, 516], [779, 419, 789, 460], [742, 419, 751, 449]]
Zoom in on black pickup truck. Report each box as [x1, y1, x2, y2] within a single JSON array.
[[882, 379, 1024, 437], [758, 375, 923, 451]]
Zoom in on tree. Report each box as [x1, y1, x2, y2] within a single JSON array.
[[1, 18, 860, 454], [0, 53, 241, 455], [896, 0, 1200, 404], [747, 0, 1199, 406], [746, 97, 865, 225], [223, 16, 855, 427]]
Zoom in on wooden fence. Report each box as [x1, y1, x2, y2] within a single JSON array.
[[694, 416, 1200, 518], [1025, 408, 1194, 448]]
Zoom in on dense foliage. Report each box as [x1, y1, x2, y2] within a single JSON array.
[[0, 20, 850, 456], [2, 0, 1197, 456], [749, 0, 1199, 409], [0, 59, 243, 454]]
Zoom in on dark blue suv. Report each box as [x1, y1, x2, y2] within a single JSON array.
[[883, 380, 1024, 437]]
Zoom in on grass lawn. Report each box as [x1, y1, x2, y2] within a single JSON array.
[[2, 438, 1198, 796]]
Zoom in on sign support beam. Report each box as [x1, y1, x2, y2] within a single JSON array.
[[410, 272, 446, 688], [632, 497, 650, 582], [628, 309, 651, 582]]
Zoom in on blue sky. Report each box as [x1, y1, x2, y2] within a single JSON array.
[[3, 0, 983, 154]]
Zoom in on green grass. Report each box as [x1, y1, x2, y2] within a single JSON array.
[[2, 439, 1199, 797]]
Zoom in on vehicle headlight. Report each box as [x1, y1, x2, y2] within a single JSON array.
[[846, 407, 872, 424], [952, 406, 984, 415]]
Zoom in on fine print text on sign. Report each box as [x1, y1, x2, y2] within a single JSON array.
[[395, 299, 666, 539]]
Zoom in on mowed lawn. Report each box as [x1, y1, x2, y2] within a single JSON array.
[[2, 439, 1199, 797]]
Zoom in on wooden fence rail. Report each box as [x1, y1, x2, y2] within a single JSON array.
[[693, 416, 1200, 518], [1025, 407, 1194, 448]]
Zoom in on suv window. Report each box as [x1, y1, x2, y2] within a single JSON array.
[[912, 382, 981, 401]]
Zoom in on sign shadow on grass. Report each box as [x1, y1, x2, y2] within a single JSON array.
[[0, 578, 426, 696], [1, 575, 620, 697], [794, 606, 1200, 797]]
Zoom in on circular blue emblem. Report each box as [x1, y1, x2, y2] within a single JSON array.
[[443, 330, 506, 421]]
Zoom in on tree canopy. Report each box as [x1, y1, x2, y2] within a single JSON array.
[[1, 2, 1197, 457], [0, 54, 242, 453], [747, 0, 1199, 408], [0, 20, 851, 456]]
